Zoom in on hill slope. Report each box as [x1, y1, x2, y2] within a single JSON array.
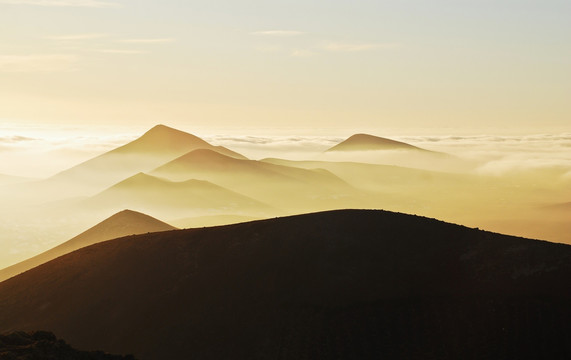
[[151, 149, 360, 212], [40, 125, 246, 196], [327, 133, 432, 152], [87, 172, 274, 217], [0, 210, 569, 359], [0, 209, 175, 282]]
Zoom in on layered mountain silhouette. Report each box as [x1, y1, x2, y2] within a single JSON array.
[[153, 148, 348, 186], [87, 172, 273, 217], [261, 158, 464, 189], [0, 209, 175, 282], [0, 210, 569, 360], [151, 149, 360, 212], [39, 125, 246, 196], [327, 133, 434, 152]]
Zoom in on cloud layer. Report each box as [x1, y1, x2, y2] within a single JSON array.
[[0, 128, 569, 179]]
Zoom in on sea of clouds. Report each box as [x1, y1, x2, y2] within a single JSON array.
[[0, 125, 569, 178]]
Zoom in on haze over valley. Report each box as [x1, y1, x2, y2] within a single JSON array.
[[0, 124, 569, 270]]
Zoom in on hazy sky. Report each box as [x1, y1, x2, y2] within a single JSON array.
[[0, 0, 570, 132]]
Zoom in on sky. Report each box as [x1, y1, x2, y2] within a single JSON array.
[[0, 0, 570, 133]]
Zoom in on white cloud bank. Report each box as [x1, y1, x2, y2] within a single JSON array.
[[0, 128, 569, 179]]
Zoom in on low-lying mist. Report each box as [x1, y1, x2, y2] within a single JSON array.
[[0, 127, 569, 269]]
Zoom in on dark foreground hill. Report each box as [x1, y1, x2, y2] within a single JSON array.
[[0, 210, 570, 360], [0, 331, 135, 360]]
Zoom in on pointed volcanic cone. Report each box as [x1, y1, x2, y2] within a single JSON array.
[[36, 125, 246, 197], [0, 209, 175, 282]]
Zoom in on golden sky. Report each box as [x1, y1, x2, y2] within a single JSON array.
[[0, 0, 570, 132]]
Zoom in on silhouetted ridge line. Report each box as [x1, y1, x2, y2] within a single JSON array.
[[0, 209, 569, 360]]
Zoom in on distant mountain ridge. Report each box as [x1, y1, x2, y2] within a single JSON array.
[[87, 172, 274, 216], [0, 209, 175, 282], [0, 209, 569, 360], [327, 133, 435, 153], [151, 148, 359, 212], [41, 125, 246, 194]]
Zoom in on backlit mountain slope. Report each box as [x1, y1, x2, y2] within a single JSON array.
[[151, 149, 361, 212], [0, 209, 175, 282], [40, 125, 246, 196], [87, 172, 274, 217]]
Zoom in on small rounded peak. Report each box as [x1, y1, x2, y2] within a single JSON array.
[[327, 133, 422, 152], [116, 209, 140, 215], [347, 133, 380, 141], [105, 209, 145, 221]]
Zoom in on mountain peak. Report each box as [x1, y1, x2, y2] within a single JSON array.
[[327, 133, 425, 152], [0, 209, 175, 282], [144, 124, 187, 136], [133, 125, 210, 150], [87, 208, 175, 232], [105, 208, 163, 222]]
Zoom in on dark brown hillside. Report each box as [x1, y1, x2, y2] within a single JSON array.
[[0, 331, 135, 360], [0, 210, 569, 360]]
